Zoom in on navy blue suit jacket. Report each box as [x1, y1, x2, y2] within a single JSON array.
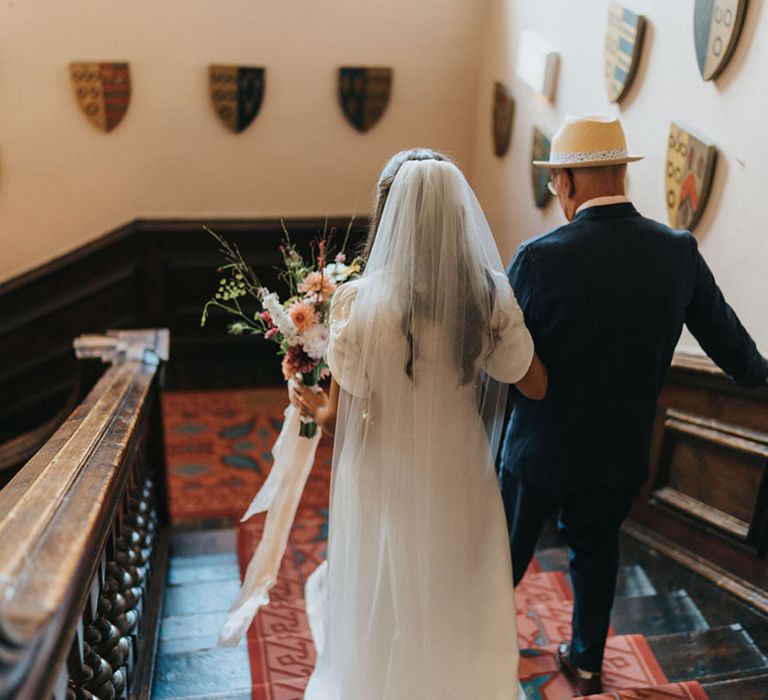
[[500, 203, 767, 492]]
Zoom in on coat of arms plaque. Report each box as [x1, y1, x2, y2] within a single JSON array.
[[531, 128, 552, 209], [70, 62, 131, 132], [694, 0, 748, 80], [604, 3, 646, 103], [492, 82, 514, 157], [338, 67, 393, 133], [209, 66, 265, 133], [665, 122, 717, 231]]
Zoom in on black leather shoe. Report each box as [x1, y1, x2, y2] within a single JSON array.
[[555, 641, 603, 696]]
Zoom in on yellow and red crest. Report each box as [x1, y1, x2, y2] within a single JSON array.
[[665, 123, 717, 231], [70, 62, 131, 132]]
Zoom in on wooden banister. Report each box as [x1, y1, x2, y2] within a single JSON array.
[[0, 329, 170, 700]]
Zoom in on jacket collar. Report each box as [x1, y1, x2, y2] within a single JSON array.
[[571, 202, 639, 223]]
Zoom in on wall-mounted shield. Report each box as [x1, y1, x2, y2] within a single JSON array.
[[492, 82, 514, 157], [665, 122, 717, 231], [604, 3, 646, 103], [70, 62, 131, 132], [531, 128, 552, 209], [338, 67, 392, 133], [694, 0, 748, 80], [209, 65, 265, 133]]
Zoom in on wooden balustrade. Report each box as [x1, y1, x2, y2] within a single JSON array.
[[0, 329, 170, 700]]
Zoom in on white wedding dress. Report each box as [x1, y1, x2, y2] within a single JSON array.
[[304, 160, 534, 699]]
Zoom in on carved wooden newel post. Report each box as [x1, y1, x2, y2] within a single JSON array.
[[0, 329, 170, 700]]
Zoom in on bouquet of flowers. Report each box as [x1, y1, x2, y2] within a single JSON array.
[[201, 221, 363, 437]]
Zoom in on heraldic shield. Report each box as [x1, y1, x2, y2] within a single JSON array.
[[694, 0, 748, 80], [666, 122, 717, 231], [209, 66, 265, 133], [70, 62, 131, 132], [492, 82, 514, 158], [531, 128, 552, 209], [604, 2, 646, 103], [338, 67, 393, 133]]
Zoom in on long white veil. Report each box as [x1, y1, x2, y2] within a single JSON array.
[[307, 159, 525, 698]]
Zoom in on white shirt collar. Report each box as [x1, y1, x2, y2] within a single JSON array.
[[576, 195, 631, 215]]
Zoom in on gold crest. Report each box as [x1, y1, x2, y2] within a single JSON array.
[[492, 82, 514, 157], [665, 123, 717, 231], [531, 128, 552, 209], [70, 62, 131, 132]]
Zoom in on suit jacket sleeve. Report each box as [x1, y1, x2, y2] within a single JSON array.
[[685, 235, 767, 388], [506, 243, 536, 333]]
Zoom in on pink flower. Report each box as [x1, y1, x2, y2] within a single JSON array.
[[265, 327, 278, 340], [335, 253, 346, 263], [288, 301, 319, 333], [260, 311, 273, 325], [298, 271, 336, 301], [281, 345, 318, 380]]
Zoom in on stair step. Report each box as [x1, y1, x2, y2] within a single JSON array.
[[611, 590, 709, 637], [533, 546, 569, 572], [152, 646, 252, 699], [534, 547, 657, 598], [647, 624, 768, 683], [703, 673, 768, 700]]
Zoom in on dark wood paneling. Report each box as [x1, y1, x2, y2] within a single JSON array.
[[0, 217, 367, 449], [0, 225, 142, 439], [630, 353, 768, 600], [133, 218, 367, 389]]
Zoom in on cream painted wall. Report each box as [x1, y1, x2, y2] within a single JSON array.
[[470, 0, 768, 350], [0, 0, 488, 282]]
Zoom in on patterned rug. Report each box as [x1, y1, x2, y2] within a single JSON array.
[[163, 388, 709, 699], [162, 388, 290, 522]]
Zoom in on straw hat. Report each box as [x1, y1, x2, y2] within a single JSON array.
[[533, 114, 643, 168]]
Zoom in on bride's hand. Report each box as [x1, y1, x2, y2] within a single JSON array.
[[289, 381, 330, 420]]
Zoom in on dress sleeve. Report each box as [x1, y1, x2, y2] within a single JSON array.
[[484, 273, 535, 384], [326, 282, 369, 397]]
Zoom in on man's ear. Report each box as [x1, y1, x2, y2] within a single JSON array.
[[565, 169, 575, 198]]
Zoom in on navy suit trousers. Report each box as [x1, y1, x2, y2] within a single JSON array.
[[500, 469, 638, 672]]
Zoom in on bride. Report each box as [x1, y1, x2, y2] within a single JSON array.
[[292, 150, 547, 699]]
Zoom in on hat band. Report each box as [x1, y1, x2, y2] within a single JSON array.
[[549, 147, 628, 164]]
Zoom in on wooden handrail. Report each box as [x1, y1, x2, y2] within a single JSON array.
[[0, 329, 169, 700]]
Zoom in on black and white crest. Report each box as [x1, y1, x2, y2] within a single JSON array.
[[209, 65, 265, 133], [338, 67, 393, 133]]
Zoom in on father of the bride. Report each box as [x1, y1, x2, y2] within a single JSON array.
[[500, 114, 768, 695]]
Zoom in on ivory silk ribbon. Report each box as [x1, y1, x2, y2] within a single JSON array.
[[218, 401, 322, 647]]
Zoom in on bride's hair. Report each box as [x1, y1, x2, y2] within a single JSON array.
[[363, 148, 450, 260], [372, 157, 499, 386]]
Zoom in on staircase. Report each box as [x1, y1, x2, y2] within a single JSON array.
[[150, 388, 768, 699], [516, 537, 768, 699], [149, 524, 768, 699]]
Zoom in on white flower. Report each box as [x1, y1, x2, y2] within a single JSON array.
[[261, 292, 298, 344], [301, 323, 330, 359], [324, 262, 352, 283]]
